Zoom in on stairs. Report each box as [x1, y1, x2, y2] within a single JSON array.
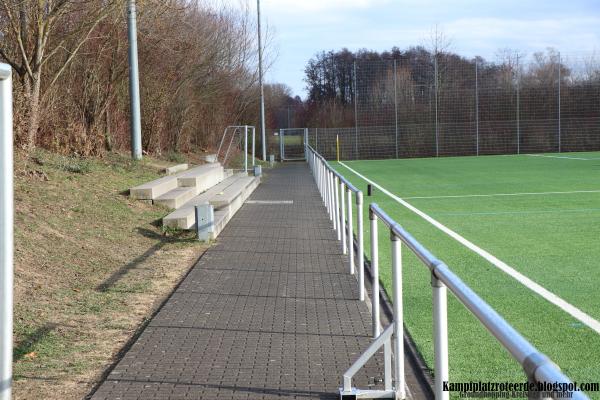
[[129, 162, 260, 238]]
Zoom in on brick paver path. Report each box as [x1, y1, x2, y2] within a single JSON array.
[[91, 163, 387, 400]]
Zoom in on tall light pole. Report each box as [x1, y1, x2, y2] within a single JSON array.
[[127, 0, 142, 160], [0, 62, 14, 400], [257, 0, 267, 161]]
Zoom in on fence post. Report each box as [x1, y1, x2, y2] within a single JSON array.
[[432, 272, 449, 400], [391, 234, 405, 399], [0, 63, 13, 400], [434, 54, 439, 157], [394, 59, 399, 159], [357, 192, 365, 301], [516, 54, 521, 154], [475, 60, 480, 156], [353, 61, 359, 160], [244, 125, 248, 173], [326, 169, 336, 223], [347, 188, 354, 275], [252, 127, 256, 166], [370, 209, 380, 337], [558, 52, 562, 153], [279, 129, 284, 161], [340, 180, 347, 254], [334, 176, 341, 240]]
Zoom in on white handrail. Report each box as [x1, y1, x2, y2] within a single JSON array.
[[306, 145, 589, 400]]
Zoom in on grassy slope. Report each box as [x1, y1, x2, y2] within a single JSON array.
[[13, 150, 206, 400], [334, 154, 600, 397]]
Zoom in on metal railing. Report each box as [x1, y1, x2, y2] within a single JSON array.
[[305, 146, 589, 400], [306, 145, 365, 301]]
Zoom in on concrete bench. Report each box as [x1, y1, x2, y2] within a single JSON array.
[[154, 186, 197, 209], [130, 174, 179, 200], [208, 177, 256, 208], [195, 177, 260, 239], [162, 174, 248, 229], [164, 163, 188, 175], [177, 164, 224, 193]]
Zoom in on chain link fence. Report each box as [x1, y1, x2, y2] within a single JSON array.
[[307, 51, 600, 160]]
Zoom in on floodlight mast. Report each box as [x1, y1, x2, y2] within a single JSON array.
[[0, 63, 13, 400], [257, 0, 267, 161], [127, 0, 142, 160]]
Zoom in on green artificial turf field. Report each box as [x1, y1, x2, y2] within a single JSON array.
[[332, 152, 600, 397]]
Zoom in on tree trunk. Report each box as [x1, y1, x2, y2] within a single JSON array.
[[104, 106, 113, 151], [25, 72, 42, 150]]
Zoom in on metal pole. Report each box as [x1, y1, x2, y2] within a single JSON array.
[[434, 55, 439, 157], [127, 0, 142, 160], [244, 125, 248, 173], [315, 128, 318, 152], [326, 170, 330, 219], [475, 60, 479, 156], [432, 274, 449, 400], [357, 192, 365, 301], [304, 128, 308, 160], [516, 54, 520, 154], [558, 52, 561, 153], [340, 181, 346, 255], [370, 212, 380, 337], [252, 127, 256, 166], [330, 173, 336, 227], [279, 129, 283, 161], [257, 0, 267, 161], [347, 188, 354, 275], [334, 176, 341, 240], [384, 338, 393, 391], [353, 62, 359, 160], [0, 63, 13, 400], [391, 235, 405, 399], [394, 59, 399, 159]]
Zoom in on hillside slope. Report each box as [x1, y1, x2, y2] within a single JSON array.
[[12, 151, 206, 399]]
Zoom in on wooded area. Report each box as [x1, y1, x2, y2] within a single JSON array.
[[0, 0, 288, 156], [297, 46, 600, 158]]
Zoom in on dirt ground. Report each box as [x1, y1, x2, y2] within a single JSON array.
[[12, 150, 207, 400]]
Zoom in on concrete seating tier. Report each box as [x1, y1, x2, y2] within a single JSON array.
[[154, 186, 197, 209], [129, 174, 180, 200], [163, 174, 260, 233], [130, 161, 260, 238], [164, 163, 188, 175]]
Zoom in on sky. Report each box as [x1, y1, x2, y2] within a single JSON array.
[[233, 0, 600, 98]]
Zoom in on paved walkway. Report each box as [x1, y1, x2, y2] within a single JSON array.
[[91, 163, 388, 400]]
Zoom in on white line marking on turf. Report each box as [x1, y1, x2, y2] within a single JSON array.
[[404, 190, 600, 200], [526, 154, 595, 160], [339, 161, 600, 335]]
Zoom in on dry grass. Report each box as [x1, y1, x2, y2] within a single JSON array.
[[12, 150, 207, 400]]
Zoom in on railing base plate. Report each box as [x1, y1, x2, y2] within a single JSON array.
[[339, 388, 396, 399]]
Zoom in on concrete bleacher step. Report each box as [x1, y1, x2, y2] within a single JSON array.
[[153, 186, 197, 209], [177, 163, 224, 192], [210, 177, 260, 238], [130, 163, 224, 201], [164, 163, 188, 175], [162, 173, 248, 229], [209, 177, 256, 208], [130, 174, 179, 200]]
